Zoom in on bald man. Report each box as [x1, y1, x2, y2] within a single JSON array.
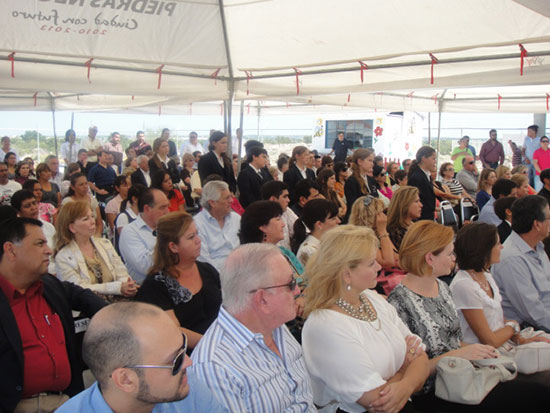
[[57, 302, 227, 413]]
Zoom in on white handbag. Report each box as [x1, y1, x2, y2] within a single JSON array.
[[499, 328, 550, 374], [435, 356, 517, 405]]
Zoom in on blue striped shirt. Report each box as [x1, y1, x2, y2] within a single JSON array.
[[190, 307, 316, 412]]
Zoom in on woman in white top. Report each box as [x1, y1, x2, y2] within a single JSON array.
[[54, 200, 138, 300], [450, 222, 550, 347], [105, 175, 130, 232], [302, 225, 429, 413], [61, 173, 103, 237], [291, 198, 341, 266]]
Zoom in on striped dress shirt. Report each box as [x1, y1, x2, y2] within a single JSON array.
[[190, 307, 316, 412]]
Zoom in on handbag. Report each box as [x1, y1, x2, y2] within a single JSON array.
[[499, 327, 550, 374], [435, 356, 517, 405]]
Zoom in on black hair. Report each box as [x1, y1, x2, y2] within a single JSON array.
[[511, 195, 548, 234], [294, 179, 320, 203], [246, 146, 268, 163], [65, 128, 76, 142], [22, 179, 39, 192], [150, 169, 174, 199], [402, 158, 411, 168], [408, 146, 436, 177], [120, 184, 147, 213], [136, 130, 145, 137], [540, 168, 550, 183], [138, 188, 157, 213], [66, 172, 87, 197], [4, 152, 16, 163], [455, 223, 499, 272], [113, 175, 128, 193], [333, 161, 348, 183], [244, 140, 263, 151], [0, 205, 17, 223], [78, 148, 88, 155], [492, 178, 518, 199], [528, 125, 539, 133], [277, 156, 289, 170], [291, 198, 338, 253], [394, 169, 408, 183], [489, 129, 497, 135], [11, 190, 35, 212], [239, 200, 283, 244], [0, 217, 42, 261], [192, 150, 201, 157], [493, 196, 516, 221], [261, 180, 288, 200]]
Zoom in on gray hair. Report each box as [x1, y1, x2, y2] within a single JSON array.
[[200, 180, 229, 210], [82, 302, 163, 388], [221, 243, 282, 314], [44, 155, 58, 163], [137, 155, 149, 164]]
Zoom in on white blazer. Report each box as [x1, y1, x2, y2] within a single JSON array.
[[55, 237, 132, 295]]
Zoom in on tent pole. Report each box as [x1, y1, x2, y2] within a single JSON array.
[[227, 90, 234, 159], [49, 93, 58, 157], [257, 104, 261, 139], [427, 112, 431, 145], [436, 89, 447, 168], [71, 112, 74, 130], [238, 100, 244, 160]]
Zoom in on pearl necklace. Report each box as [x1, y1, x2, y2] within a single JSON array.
[[335, 294, 381, 330]]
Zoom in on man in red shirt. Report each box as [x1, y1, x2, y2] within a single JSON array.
[[532, 136, 550, 192], [0, 217, 106, 412]]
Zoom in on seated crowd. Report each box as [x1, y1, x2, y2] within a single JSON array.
[[2, 124, 550, 412]]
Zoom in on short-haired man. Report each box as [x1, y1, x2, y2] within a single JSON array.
[[0, 161, 22, 205], [57, 302, 226, 413], [119, 188, 170, 283], [87, 150, 117, 202], [180, 131, 205, 156], [103, 131, 124, 173], [131, 154, 152, 187], [479, 129, 505, 169], [493, 196, 516, 244], [262, 180, 297, 250], [456, 155, 479, 199], [523, 124, 541, 188], [128, 130, 152, 157], [0, 135, 18, 162], [194, 181, 240, 272], [80, 125, 102, 163], [237, 146, 272, 208], [76, 148, 91, 177], [492, 195, 550, 332], [190, 244, 315, 412], [11, 189, 56, 273], [291, 178, 321, 216], [478, 178, 518, 225], [0, 217, 106, 412], [45, 155, 64, 189], [401, 158, 412, 174], [532, 135, 550, 192], [329, 131, 353, 163], [538, 168, 550, 205]]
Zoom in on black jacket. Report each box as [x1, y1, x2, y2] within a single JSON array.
[[498, 221, 512, 244], [0, 275, 106, 413], [237, 165, 273, 208], [130, 169, 149, 187], [408, 167, 436, 221], [344, 174, 379, 222], [198, 151, 237, 193], [283, 165, 316, 203], [149, 155, 181, 185]]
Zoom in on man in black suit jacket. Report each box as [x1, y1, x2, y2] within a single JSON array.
[[494, 196, 516, 243], [283, 162, 316, 204], [0, 218, 106, 412], [407, 147, 437, 221], [130, 155, 151, 187], [237, 147, 273, 208]]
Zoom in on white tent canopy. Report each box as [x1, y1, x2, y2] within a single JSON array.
[[1, 0, 549, 113]]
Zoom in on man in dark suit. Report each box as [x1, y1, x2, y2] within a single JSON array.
[[237, 147, 273, 208], [407, 147, 437, 221], [0, 217, 106, 412], [130, 155, 151, 187], [283, 152, 316, 204], [494, 196, 516, 243]]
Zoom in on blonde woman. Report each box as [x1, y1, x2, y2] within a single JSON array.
[[511, 173, 530, 197], [302, 225, 429, 413], [54, 201, 137, 300], [349, 195, 398, 268], [386, 186, 422, 251], [495, 164, 512, 180], [476, 168, 496, 210]]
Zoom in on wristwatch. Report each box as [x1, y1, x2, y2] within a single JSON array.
[[505, 321, 520, 334]]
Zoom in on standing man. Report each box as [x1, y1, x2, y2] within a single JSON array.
[[450, 136, 473, 173], [60, 129, 80, 166], [532, 135, 550, 192], [190, 243, 316, 412], [523, 124, 540, 188], [0, 136, 18, 162], [128, 130, 152, 157], [80, 126, 103, 165], [479, 129, 505, 169], [0, 217, 106, 412], [87, 151, 117, 203], [237, 146, 272, 208], [180, 131, 205, 156], [103, 132, 124, 173], [56, 302, 227, 413], [329, 132, 353, 163], [0, 162, 22, 206], [119, 188, 170, 284]]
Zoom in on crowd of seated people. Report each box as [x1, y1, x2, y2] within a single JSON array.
[[4, 124, 550, 412]]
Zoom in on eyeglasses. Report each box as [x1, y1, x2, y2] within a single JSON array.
[[363, 195, 375, 206], [248, 277, 297, 293], [446, 168, 454, 172], [542, 140, 549, 144], [467, 161, 475, 165], [125, 334, 187, 376]]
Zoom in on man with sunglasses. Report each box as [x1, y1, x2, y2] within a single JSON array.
[[190, 244, 316, 412], [57, 302, 226, 413], [456, 155, 479, 199], [532, 136, 550, 192]]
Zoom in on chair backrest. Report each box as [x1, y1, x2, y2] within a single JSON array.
[[460, 197, 478, 226], [440, 200, 458, 227]]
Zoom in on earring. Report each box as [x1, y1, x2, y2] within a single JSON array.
[[262, 233, 267, 242], [346, 284, 351, 291]]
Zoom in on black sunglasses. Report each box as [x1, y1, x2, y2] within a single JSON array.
[[125, 333, 187, 376], [248, 278, 297, 293], [542, 140, 549, 143], [467, 161, 475, 165]]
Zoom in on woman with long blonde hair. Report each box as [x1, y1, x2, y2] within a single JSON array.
[[135, 211, 221, 349], [302, 225, 429, 413], [349, 195, 398, 268], [386, 186, 422, 250], [476, 168, 496, 210]]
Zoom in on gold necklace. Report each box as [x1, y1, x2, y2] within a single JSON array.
[[335, 294, 381, 330]]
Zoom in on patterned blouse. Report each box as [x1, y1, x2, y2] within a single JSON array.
[[388, 225, 408, 251], [387, 280, 462, 392]]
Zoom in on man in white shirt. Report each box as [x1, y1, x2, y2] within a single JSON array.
[[261, 180, 297, 250], [60, 129, 81, 166], [80, 126, 103, 163], [194, 181, 240, 272], [0, 162, 22, 206], [180, 131, 205, 156], [45, 155, 64, 189], [0, 136, 19, 162], [119, 188, 170, 283]]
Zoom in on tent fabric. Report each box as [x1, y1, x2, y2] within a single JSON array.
[[0, 0, 549, 113]]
